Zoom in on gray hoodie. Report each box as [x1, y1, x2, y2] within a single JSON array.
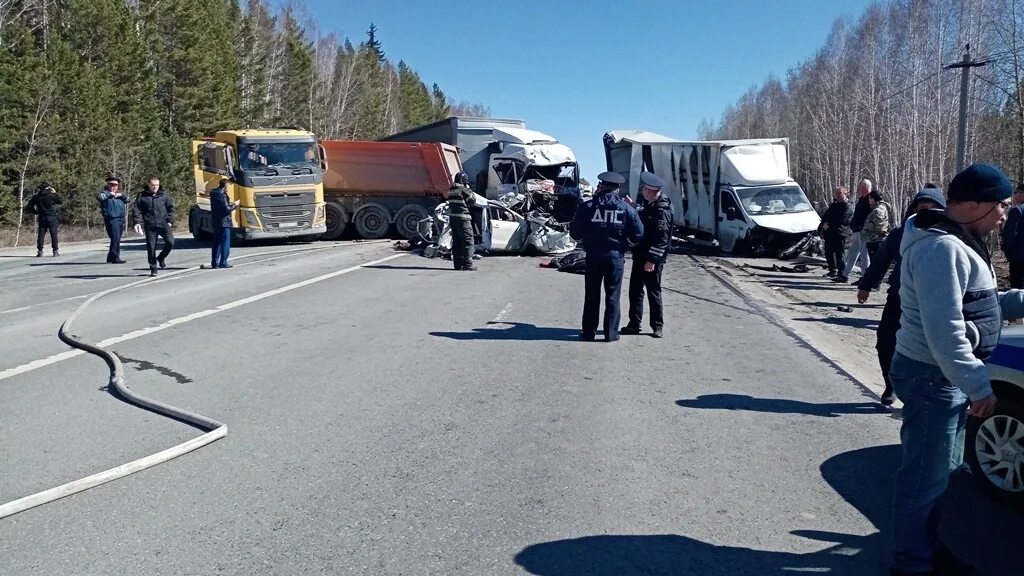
[[896, 209, 1024, 400]]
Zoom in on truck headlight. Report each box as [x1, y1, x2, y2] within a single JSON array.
[[242, 209, 262, 229]]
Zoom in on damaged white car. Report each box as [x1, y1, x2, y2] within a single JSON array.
[[419, 193, 575, 257]]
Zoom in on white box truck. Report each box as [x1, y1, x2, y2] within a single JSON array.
[[604, 131, 821, 256]]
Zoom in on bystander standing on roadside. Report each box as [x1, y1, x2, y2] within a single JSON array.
[[97, 175, 128, 264], [861, 189, 892, 260], [26, 183, 61, 257], [834, 178, 873, 283], [209, 179, 238, 269], [1000, 182, 1024, 289], [820, 185, 852, 278], [856, 184, 944, 406], [888, 163, 1024, 576], [132, 177, 175, 277]]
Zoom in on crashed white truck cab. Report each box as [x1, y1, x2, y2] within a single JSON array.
[[484, 127, 578, 202], [604, 131, 820, 255]]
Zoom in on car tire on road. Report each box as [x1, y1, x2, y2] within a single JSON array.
[[965, 392, 1024, 510]]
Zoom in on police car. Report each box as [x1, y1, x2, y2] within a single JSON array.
[[967, 325, 1024, 507]]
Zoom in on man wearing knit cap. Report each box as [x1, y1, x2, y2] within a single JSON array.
[[889, 163, 1024, 576]]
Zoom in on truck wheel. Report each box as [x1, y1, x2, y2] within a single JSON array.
[[395, 205, 430, 239], [965, 393, 1024, 510], [189, 207, 211, 242], [354, 205, 391, 239], [322, 202, 348, 240]]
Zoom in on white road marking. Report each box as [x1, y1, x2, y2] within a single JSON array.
[[492, 302, 513, 324], [0, 253, 404, 382]]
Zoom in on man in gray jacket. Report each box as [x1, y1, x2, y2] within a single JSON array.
[[889, 163, 1024, 576]]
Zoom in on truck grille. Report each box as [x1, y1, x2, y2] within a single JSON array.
[[254, 191, 316, 231]]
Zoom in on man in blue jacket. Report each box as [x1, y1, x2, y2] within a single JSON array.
[[569, 172, 643, 342], [889, 164, 1024, 576], [97, 175, 128, 264], [1000, 182, 1024, 289], [209, 179, 238, 268]]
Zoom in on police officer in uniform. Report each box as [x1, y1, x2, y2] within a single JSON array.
[[569, 172, 643, 342], [448, 172, 477, 271], [622, 172, 673, 338]]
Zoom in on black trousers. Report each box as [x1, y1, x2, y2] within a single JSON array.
[[105, 218, 124, 262], [450, 217, 474, 269], [1010, 260, 1024, 289], [582, 255, 624, 340], [627, 257, 664, 330], [144, 226, 174, 269], [823, 235, 846, 273], [876, 291, 901, 396], [37, 217, 59, 252]]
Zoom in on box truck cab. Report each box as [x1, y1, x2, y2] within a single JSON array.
[[604, 131, 820, 256]]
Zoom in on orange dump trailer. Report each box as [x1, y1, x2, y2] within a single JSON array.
[[320, 140, 463, 240]]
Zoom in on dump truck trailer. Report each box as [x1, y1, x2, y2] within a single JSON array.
[[319, 140, 463, 240], [604, 131, 820, 256], [190, 129, 327, 241], [382, 116, 580, 201]]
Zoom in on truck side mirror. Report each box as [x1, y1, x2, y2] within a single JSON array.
[[318, 144, 328, 171], [488, 141, 504, 154]]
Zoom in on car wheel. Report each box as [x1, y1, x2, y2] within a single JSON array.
[[966, 395, 1024, 510]]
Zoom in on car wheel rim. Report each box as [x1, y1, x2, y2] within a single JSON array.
[[975, 414, 1024, 493]]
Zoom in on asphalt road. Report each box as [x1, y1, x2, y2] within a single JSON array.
[[0, 237, 1018, 575]]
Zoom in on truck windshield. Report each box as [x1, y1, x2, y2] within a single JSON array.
[[524, 162, 579, 192], [239, 142, 319, 174], [738, 186, 813, 214]]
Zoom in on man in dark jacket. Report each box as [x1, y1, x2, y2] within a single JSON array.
[[132, 177, 175, 276], [97, 175, 128, 263], [1000, 182, 1024, 288], [835, 178, 873, 282], [856, 185, 944, 406], [209, 179, 238, 269], [622, 172, 673, 338], [569, 171, 643, 342], [27, 183, 61, 257], [820, 185, 852, 277], [447, 172, 477, 271]]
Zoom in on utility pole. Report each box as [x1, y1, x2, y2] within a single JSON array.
[[945, 44, 988, 172]]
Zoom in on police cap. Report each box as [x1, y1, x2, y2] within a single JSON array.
[[597, 171, 625, 187], [640, 171, 664, 190]]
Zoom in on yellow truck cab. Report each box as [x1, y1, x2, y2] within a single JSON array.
[[190, 129, 327, 241]]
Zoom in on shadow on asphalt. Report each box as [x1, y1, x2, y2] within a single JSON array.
[[56, 274, 145, 280], [661, 286, 755, 314], [674, 393, 889, 417], [514, 445, 899, 575], [516, 445, 1016, 575], [792, 316, 880, 330], [431, 322, 580, 342]]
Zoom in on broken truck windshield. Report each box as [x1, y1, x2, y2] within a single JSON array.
[[738, 186, 813, 214], [240, 142, 319, 174], [524, 163, 579, 190]]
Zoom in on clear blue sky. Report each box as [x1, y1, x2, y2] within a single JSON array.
[[304, 0, 876, 182]]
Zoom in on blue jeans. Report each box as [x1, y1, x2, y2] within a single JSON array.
[[212, 226, 231, 267], [889, 352, 968, 573]]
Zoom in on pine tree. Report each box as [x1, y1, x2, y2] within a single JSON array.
[[398, 60, 433, 128], [276, 10, 314, 129]]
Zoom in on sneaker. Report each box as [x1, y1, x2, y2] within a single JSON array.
[[580, 332, 596, 342], [832, 275, 849, 283], [111, 259, 126, 264], [36, 250, 43, 257], [52, 250, 59, 257], [881, 391, 895, 406], [220, 263, 233, 269], [157, 257, 166, 269], [824, 271, 837, 278], [620, 325, 642, 335], [461, 265, 477, 271], [652, 329, 663, 338]]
